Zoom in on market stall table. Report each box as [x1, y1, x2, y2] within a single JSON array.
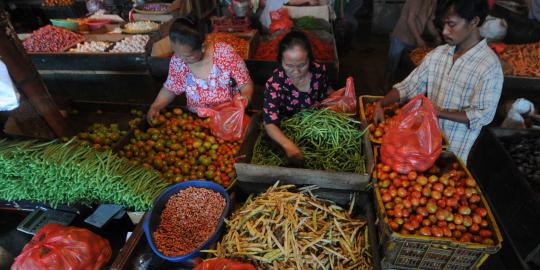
[[18, 30, 161, 104]]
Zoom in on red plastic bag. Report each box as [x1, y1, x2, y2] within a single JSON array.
[[198, 95, 250, 141], [11, 224, 112, 270], [269, 8, 293, 33], [489, 42, 506, 55], [194, 259, 256, 270], [380, 95, 442, 174], [320, 76, 356, 114]]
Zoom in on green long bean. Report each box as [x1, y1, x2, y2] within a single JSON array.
[[0, 139, 168, 211], [252, 109, 368, 173]]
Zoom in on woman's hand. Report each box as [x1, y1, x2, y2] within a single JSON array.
[[147, 105, 161, 125], [147, 86, 177, 125], [283, 141, 303, 159]]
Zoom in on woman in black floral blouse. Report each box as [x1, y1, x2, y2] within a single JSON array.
[[263, 31, 332, 163]]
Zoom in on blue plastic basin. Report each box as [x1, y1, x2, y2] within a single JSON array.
[[143, 180, 230, 262]]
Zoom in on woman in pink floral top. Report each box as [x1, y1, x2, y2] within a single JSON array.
[[147, 18, 253, 122], [264, 31, 332, 162]]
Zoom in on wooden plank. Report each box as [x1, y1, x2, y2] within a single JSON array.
[[235, 163, 369, 190]]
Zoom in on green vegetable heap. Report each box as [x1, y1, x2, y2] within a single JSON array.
[[0, 139, 169, 211], [252, 109, 368, 173]]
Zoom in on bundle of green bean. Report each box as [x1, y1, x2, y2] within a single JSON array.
[[205, 183, 372, 270], [0, 139, 169, 211], [252, 109, 368, 173]]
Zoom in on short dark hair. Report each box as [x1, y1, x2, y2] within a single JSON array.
[[277, 31, 314, 63], [443, 0, 489, 26], [169, 16, 203, 50]]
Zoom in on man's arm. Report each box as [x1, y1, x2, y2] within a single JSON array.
[[379, 89, 401, 107]]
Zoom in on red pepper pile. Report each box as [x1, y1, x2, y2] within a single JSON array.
[[23, 25, 83, 53], [255, 31, 334, 62]]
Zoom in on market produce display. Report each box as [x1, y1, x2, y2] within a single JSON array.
[[74, 123, 128, 150], [0, 139, 168, 211], [122, 21, 159, 34], [23, 25, 84, 53], [43, 0, 74, 6], [69, 41, 111, 53], [207, 184, 372, 269], [374, 156, 497, 245], [255, 31, 334, 62], [498, 42, 540, 77], [500, 136, 540, 192], [252, 109, 368, 173], [11, 224, 111, 270], [110, 35, 149, 53], [206, 32, 250, 59], [154, 187, 226, 257], [364, 101, 400, 142], [117, 108, 239, 186]]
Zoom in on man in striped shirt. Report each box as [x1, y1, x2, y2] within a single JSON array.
[[374, 0, 503, 164]]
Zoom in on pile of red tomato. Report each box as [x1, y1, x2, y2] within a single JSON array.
[[118, 108, 239, 187], [374, 159, 497, 245], [365, 102, 400, 141]]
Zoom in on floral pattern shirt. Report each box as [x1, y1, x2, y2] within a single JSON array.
[[263, 62, 329, 125], [164, 42, 251, 115]]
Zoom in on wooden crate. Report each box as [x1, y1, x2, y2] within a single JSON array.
[[234, 113, 374, 206]]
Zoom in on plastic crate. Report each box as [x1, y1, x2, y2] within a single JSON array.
[[143, 180, 231, 263], [372, 148, 503, 270], [359, 95, 449, 148]]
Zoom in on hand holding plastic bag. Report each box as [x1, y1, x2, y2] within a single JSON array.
[[194, 258, 256, 270], [320, 76, 356, 114], [380, 95, 442, 174], [11, 224, 112, 270], [198, 94, 250, 141]]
